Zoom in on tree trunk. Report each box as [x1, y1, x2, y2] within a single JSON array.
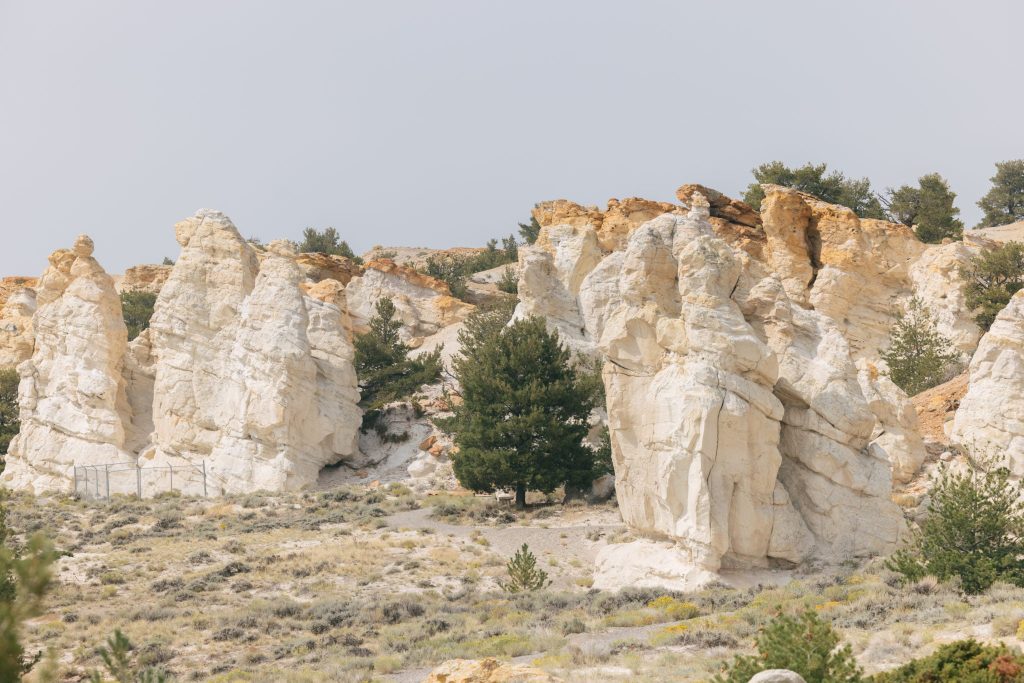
[[515, 483, 526, 510]]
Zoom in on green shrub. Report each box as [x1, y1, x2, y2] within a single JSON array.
[[961, 241, 1024, 330], [881, 297, 959, 395], [0, 368, 18, 458], [715, 609, 862, 683], [743, 161, 884, 218], [88, 629, 169, 683], [496, 266, 518, 294], [120, 291, 157, 341], [500, 544, 550, 593], [886, 457, 1024, 594], [870, 639, 1024, 682], [297, 227, 362, 263], [423, 236, 518, 300]]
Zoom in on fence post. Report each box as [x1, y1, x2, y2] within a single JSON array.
[[95, 468, 100, 498], [202, 461, 208, 497], [104, 465, 110, 501], [73, 467, 78, 498], [137, 466, 142, 499], [169, 463, 173, 493]]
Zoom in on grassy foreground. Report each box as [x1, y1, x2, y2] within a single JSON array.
[[8, 486, 1024, 682]]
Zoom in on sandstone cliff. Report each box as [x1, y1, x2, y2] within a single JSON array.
[[952, 289, 1024, 475], [515, 186, 971, 584], [4, 236, 133, 492]]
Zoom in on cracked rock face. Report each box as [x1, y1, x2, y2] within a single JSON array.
[[144, 216, 363, 494], [518, 193, 907, 581], [952, 290, 1024, 475]]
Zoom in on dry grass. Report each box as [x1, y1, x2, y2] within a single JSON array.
[[9, 488, 1024, 682]]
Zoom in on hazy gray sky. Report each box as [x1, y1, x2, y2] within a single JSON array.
[[1, 1, 1022, 276]]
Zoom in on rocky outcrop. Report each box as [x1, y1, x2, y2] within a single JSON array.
[[423, 658, 560, 683], [908, 241, 983, 356], [952, 290, 1024, 475], [761, 186, 924, 358], [295, 252, 362, 286], [520, 194, 906, 584], [345, 259, 474, 343], [3, 236, 133, 492], [143, 213, 363, 494], [0, 286, 36, 368], [7, 211, 364, 495], [116, 264, 172, 295]]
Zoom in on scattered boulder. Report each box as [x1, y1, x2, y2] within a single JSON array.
[[748, 671, 807, 683], [423, 658, 560, 683]]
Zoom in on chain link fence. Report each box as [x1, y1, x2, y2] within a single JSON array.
[[74, 461, 209, 500]]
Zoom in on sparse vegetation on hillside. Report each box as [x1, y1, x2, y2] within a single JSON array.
[[716, 609, 863, 683], [444, 316, 596, 508], [297, 227, 362, 264], [9, 485, 1024, 681], [0, 369, 18, 458], [88, 629, 169, 683], [887, 456, 1024, 594], [883, 173, 964, 243], [742, 161, 885, 219], [120, 291, 157, 342], [424, 236, 518, 300], [881, 297, 959, 396], [354, 297, 442, 437], [977, 160, 1024, 228], [961, 241, 1024, 330]]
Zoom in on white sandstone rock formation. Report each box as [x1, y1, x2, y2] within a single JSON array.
[[0, 286, 37, 368], [4, 236, 134, 492], [7, 211, 365, 495], [143, 214, 363, 494], [522, 194, 907, 584], [952, 289, 1024, 476]]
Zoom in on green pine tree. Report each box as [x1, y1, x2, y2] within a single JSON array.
[[442, 316, 595, 508], [88, 629, 168, 683], [120, 291, 157, 341], [0, 369, 18, 460], [881, 297, 959, 395], [961, 241, 1024, 330], [976, 160, 1024, 228], [354, 297, 442, 435], [518, 216, 541, 244], [716, 610, 862, 683], [742, 161, 885, 219], [499, 544, 550, 593], [886, 456, 1024, 594], [297, 227, 362, 263], [883, 173, 964, 243], [0, 505, 57, 681]]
